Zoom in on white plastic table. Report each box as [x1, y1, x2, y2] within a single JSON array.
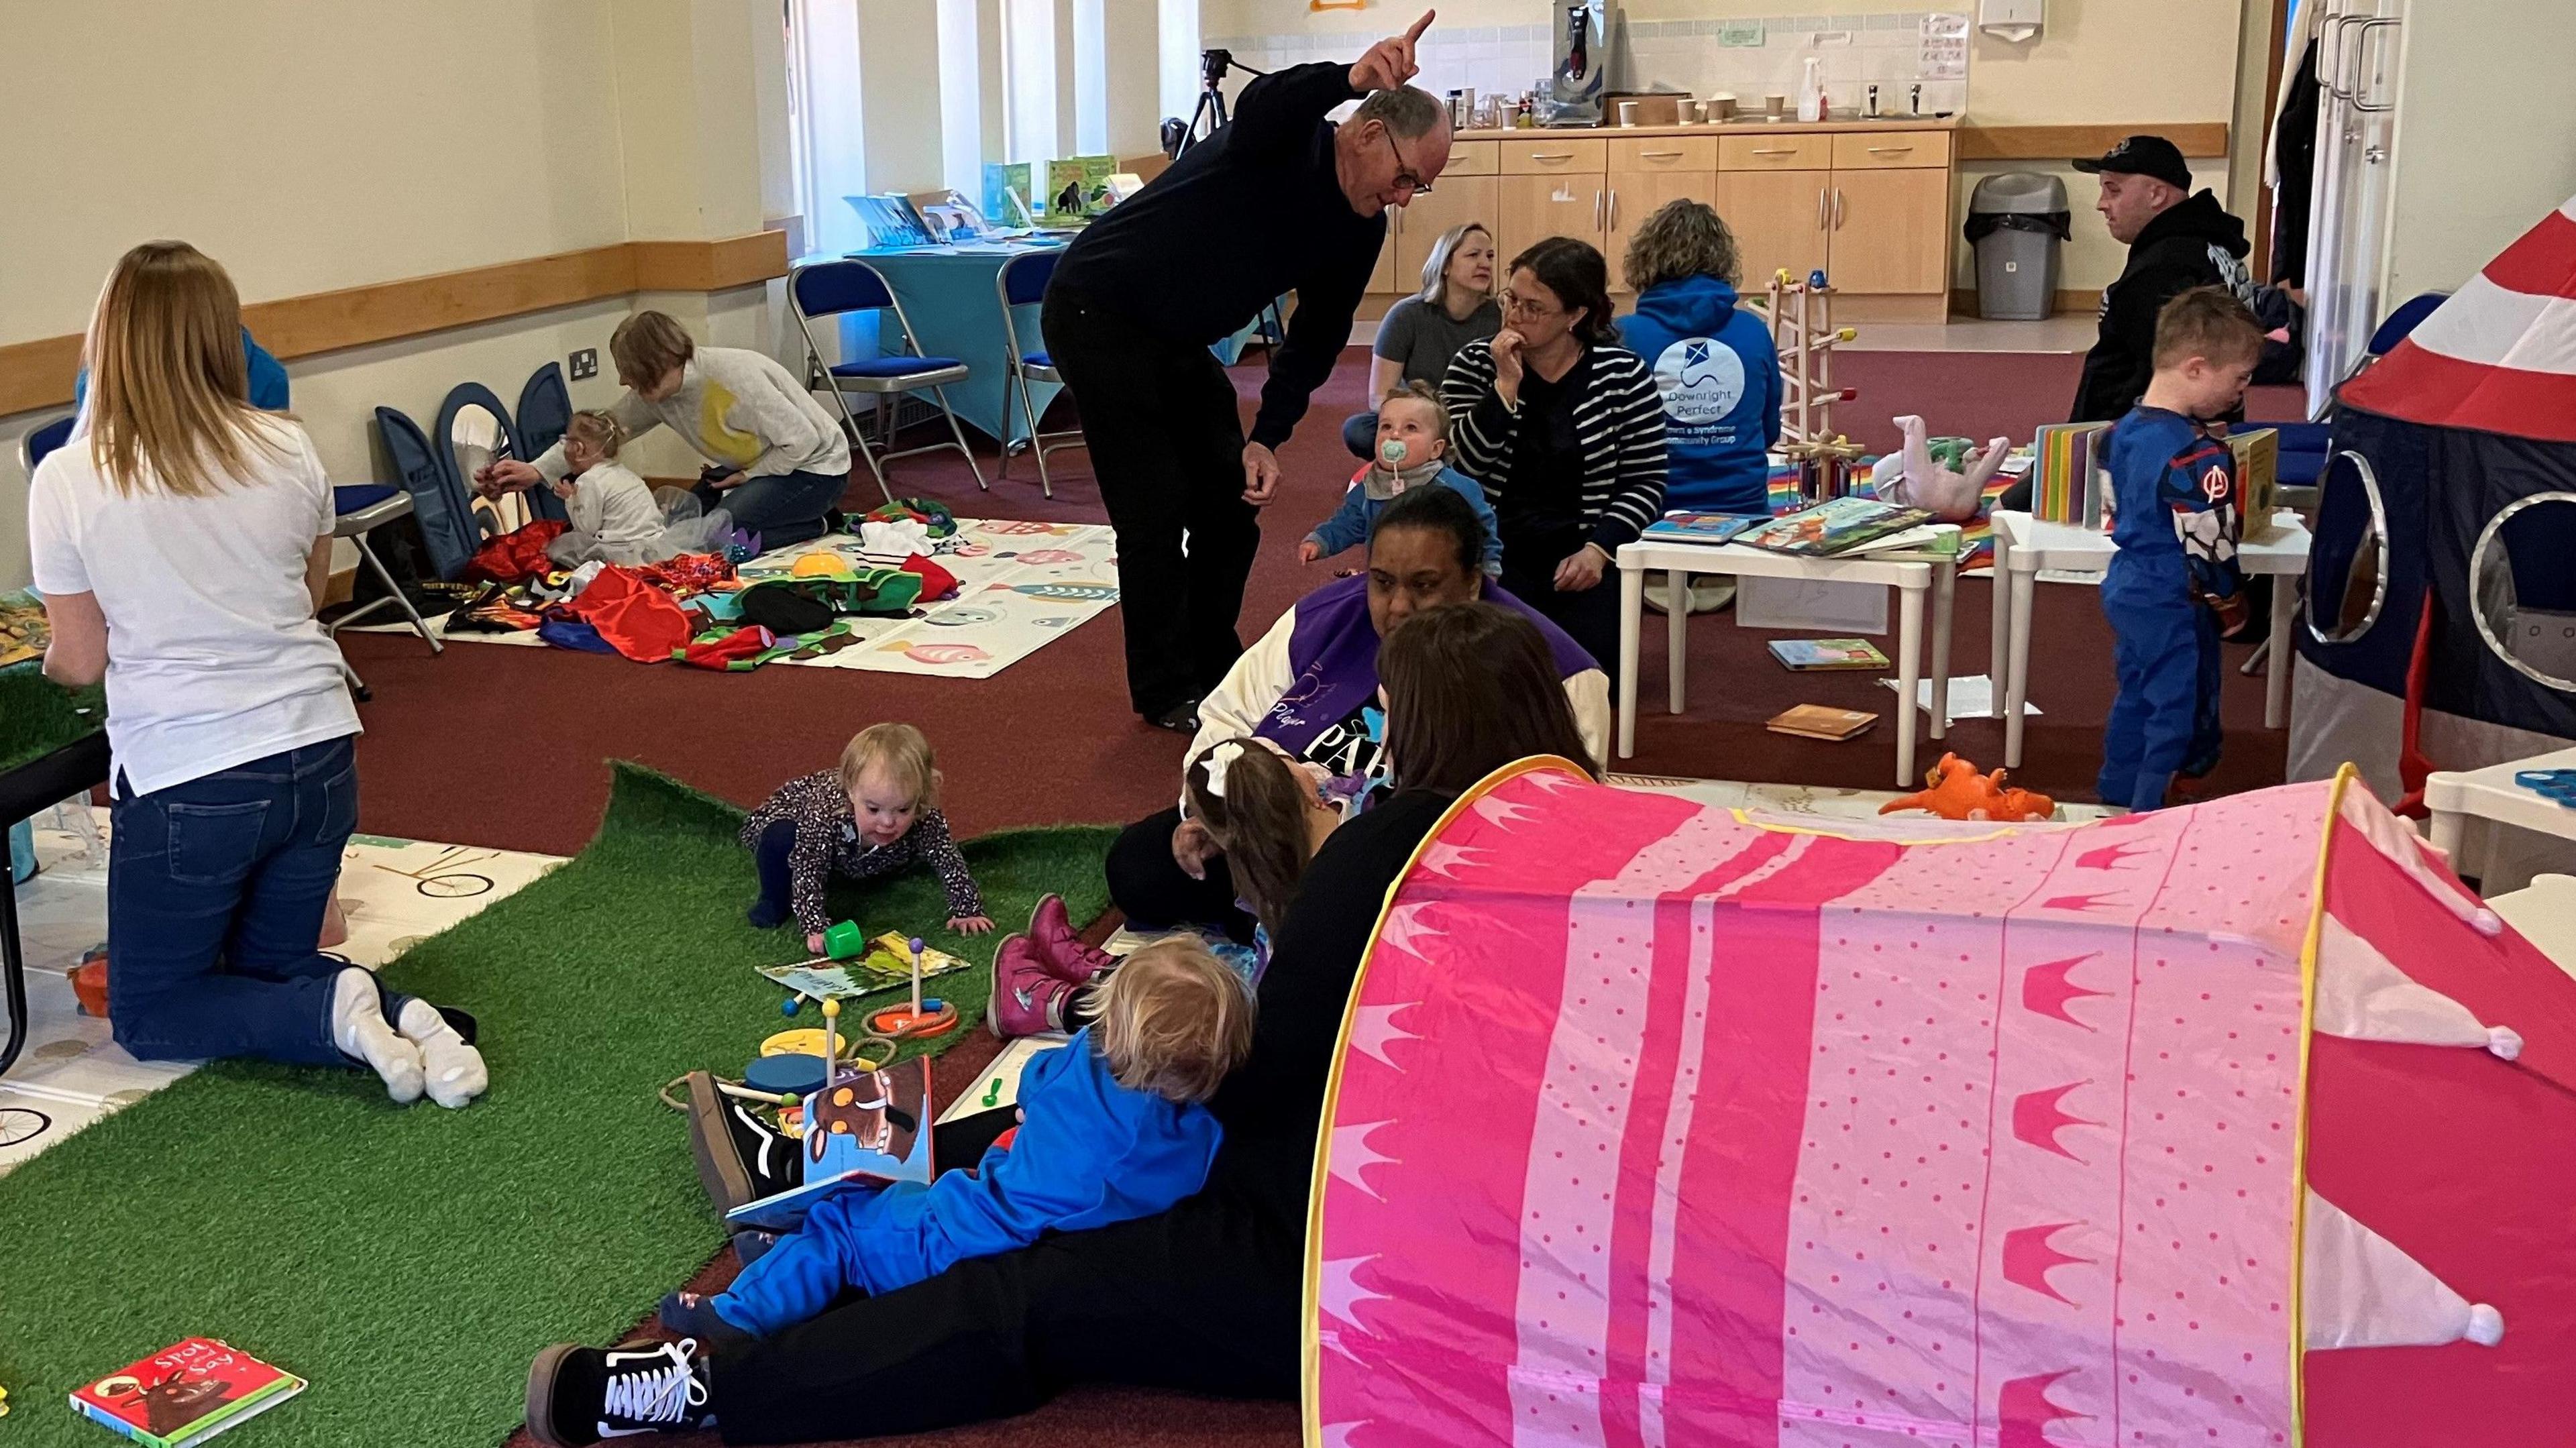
[[1989, 509, 2312, 769], [2426, 746, 2576, 865], [1615, 537, 1953, 787]]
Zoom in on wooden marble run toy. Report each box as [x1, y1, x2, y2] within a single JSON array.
[[1766, 268, 1860, 445]]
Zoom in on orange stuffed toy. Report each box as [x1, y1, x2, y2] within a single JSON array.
[[1878, 753, 2057, 822]]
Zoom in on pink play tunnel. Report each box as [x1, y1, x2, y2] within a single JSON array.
[[1305, 762, 2576, 1447]]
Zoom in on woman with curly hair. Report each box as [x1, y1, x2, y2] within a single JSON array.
[[1618, 198, 1780, 520]]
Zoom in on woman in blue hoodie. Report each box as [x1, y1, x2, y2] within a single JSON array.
[[1617, 200, 1780, 518]]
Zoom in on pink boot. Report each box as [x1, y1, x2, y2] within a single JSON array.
[[985, 935, 1077, 1040], [1027, 893, 1117, 983]]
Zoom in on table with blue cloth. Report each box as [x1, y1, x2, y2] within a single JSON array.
[[848, 242, 1283, 446]]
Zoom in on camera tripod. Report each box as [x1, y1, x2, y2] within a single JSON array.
[[1162, 47, 1267, 158]]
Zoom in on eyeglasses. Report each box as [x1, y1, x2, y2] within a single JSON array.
[[1498, 290, 1560, 320], [1382, 128, 1434, 197]]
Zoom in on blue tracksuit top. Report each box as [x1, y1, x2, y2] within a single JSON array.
[[1617, 276, 1780, 516], [2102, 406, 2243, 605], [1305, 463, 1503, 575], [799, 1026, 1220, 1296]]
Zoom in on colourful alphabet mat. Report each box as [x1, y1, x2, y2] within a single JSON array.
[[356, 519, 1119, 680]]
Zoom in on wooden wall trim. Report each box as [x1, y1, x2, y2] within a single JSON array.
[[0, 231, 790, 419], [1957, 123, 2231, 161]]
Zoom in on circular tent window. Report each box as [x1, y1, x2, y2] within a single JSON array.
[[2469, 492, 2576, 693], [2306, 449, 2390, 645]]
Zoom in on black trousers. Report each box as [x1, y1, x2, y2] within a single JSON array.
[[1105, 806, 1257, 944], [1042, 288, 1262, 717], [713, 1178, 1301, 1442], [1500, 522, 1623, 681]]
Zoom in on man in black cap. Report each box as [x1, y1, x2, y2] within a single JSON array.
[[2067, 134, 2254, 425]]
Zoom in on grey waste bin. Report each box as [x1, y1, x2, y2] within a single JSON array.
[[1966, 172, 2070, 321]]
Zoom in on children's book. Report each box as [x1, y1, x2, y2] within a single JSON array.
[[1045, 156, 1117, 219], [847, 193, 934, 249], [1641, 512, 1766, 547], [71, 1339, 305, 1447], [981, 162, 1034, 224], [1765, 704, 1880, 740], [1737, 498, 1933, 556], [2227, 427, 2279, 539], [726, 1056, 936, 1233], [755, 933, 969, 1001], [2029, 421, 2111, 526], [936, 1036, 1071, 1125], [1768, 637, 1890, 671]]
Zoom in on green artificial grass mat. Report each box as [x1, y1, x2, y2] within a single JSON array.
[[0, 665, 103, 777], [0, 762, 1114, 1447]]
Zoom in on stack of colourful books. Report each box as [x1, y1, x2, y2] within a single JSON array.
[[2029, 421, 2111, 525]]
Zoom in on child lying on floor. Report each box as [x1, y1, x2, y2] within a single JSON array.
[[662, 935, 1254, 1341], [1299, 382, 1503, 577], [742, 723, 994, 942]]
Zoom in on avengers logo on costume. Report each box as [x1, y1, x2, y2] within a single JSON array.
[[2199, 464, 2232, 503], [1649, 337, 1746, 432]]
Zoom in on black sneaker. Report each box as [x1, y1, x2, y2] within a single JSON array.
[[525, 1339, 715, 1446], [686, 1071, 796, 1217], [1148, 698, 1202, 734]]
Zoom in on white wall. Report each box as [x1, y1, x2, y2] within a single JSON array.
[[2379, 1, 2576, 301], [0, 0, 794, 592]]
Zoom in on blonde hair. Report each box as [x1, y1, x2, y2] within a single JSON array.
[[610, 310, 696, 389], [1376, 380, 1450, 446], [1088, 937, 1256, 1104], [837, 723, 941, 808], [2153, 285, 2265, 369], [1416, 222, 1495, 313], [80, 241, 288, 498], [1622, 199, 1742, 292], [565, 409, 625, 458]]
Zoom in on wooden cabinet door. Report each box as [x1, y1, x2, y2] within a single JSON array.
[[1605, 170, 1715, 295], [1826, 167, 1950, 294], [1711, 169, 1829, 290], [1393, 176, 1501, 295], [1497, 172, 1606, 264]]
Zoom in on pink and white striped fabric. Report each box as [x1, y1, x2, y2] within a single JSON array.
[[2343, 195, 2576, 442], [1309, 766, 2572, 1448]]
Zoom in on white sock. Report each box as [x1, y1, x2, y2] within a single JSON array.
[[332, 968, 424, 1103], [395, 998, 488, 1110]]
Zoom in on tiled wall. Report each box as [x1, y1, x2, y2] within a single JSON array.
[[1208, 9, 1969, 119]]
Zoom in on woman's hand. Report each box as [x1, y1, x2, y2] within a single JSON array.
[[1350, 10, 1434, 92], [1241, 443, 1282, 506], [1489, 328, 1525, 409], [949, 915, 996, 936], [1554, 543, 1609, 593], [475, 459, 542, 494], [1172, 818, 1222, 881], [807, 931, 828, 955], [1297, 539, 1323, 565]]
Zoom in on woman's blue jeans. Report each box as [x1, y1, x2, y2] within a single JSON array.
[[107, 735, 401, 1064], [692, 468, 849, 550]]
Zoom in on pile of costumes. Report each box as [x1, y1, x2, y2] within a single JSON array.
[[443, 500, 963, 671]]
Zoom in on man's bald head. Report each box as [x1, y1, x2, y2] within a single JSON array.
[[1336, 85, 1452, 217]]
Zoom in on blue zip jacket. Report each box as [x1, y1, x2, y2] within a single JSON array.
[[1617, 276, 1780, 515]]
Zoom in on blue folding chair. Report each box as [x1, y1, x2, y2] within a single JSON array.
[[995, 249, 1086, 498], [789, 259, 983, 503], [21, 415, 72, 475]]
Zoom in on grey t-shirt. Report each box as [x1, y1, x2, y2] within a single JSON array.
[[1373, 295, 1503, 388]]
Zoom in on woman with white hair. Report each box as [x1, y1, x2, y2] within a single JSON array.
[[1342, 220, 1501, 458]]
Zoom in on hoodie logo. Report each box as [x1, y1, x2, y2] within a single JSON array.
[[1651, 337, 1746, 431]]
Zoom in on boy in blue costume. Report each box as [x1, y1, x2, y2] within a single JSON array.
[[662, 936, 1253, 1343], [2098, 287, 2263, 811]]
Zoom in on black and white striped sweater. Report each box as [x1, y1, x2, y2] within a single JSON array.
[[1441, 340, 1669, 552]]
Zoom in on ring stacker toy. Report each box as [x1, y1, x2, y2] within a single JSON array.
[[869, 936, 959, 1040]]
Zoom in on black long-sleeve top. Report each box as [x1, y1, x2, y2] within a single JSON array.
[[1049, 61, 1387, 449]]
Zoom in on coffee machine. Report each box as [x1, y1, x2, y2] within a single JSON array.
[[1541, 0, 1615, 126]]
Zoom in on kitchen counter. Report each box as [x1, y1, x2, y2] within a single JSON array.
[[1454, 115, 1960, 141]]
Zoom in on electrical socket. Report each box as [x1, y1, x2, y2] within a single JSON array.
[[570, 348, 599, 380]]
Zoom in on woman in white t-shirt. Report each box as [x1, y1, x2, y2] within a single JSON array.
[[29, 241, 486, 1108]]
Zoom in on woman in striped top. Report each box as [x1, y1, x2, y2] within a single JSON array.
[[1441, 237, 1667, 674]]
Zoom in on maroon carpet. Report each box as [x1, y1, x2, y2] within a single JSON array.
[[360, 343, 2296, 1448]]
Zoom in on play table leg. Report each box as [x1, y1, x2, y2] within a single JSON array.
[[2266, 570, 2296, 728], [1988, 529, 2011, 714], [1667, 569, 1688, 716], [1895, 579, 1925, 787], [1929, 558, 1955, 742], [1617, 561, 1643, 759], [2004, 564, 2037, 769]]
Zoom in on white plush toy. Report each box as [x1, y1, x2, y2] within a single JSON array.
[[1880, 415, 2010, 522]]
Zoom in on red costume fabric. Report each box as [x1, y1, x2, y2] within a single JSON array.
[[900, 553, 959, 602], [567, 565, 694, 662], [461, 520, 569, 585]]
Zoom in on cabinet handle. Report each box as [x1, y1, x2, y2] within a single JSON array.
[[1638, 149, 1685, 159], [1531, 152, 1575, 162], [1833, 187, 1846, 229], [1817, 186, 1829, 229], [1866, 145, 1914, 154], [1753, 147, 1799, 156], [1593, 189, 1605, 231], [1607, 188, 1618, 229]]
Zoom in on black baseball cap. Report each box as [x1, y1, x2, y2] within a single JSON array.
[[2073, 135, 2191, 191]]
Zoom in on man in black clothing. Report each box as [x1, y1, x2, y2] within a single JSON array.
[[2002, 135, 2254, 512], [1043, 13, 1451, 732]]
